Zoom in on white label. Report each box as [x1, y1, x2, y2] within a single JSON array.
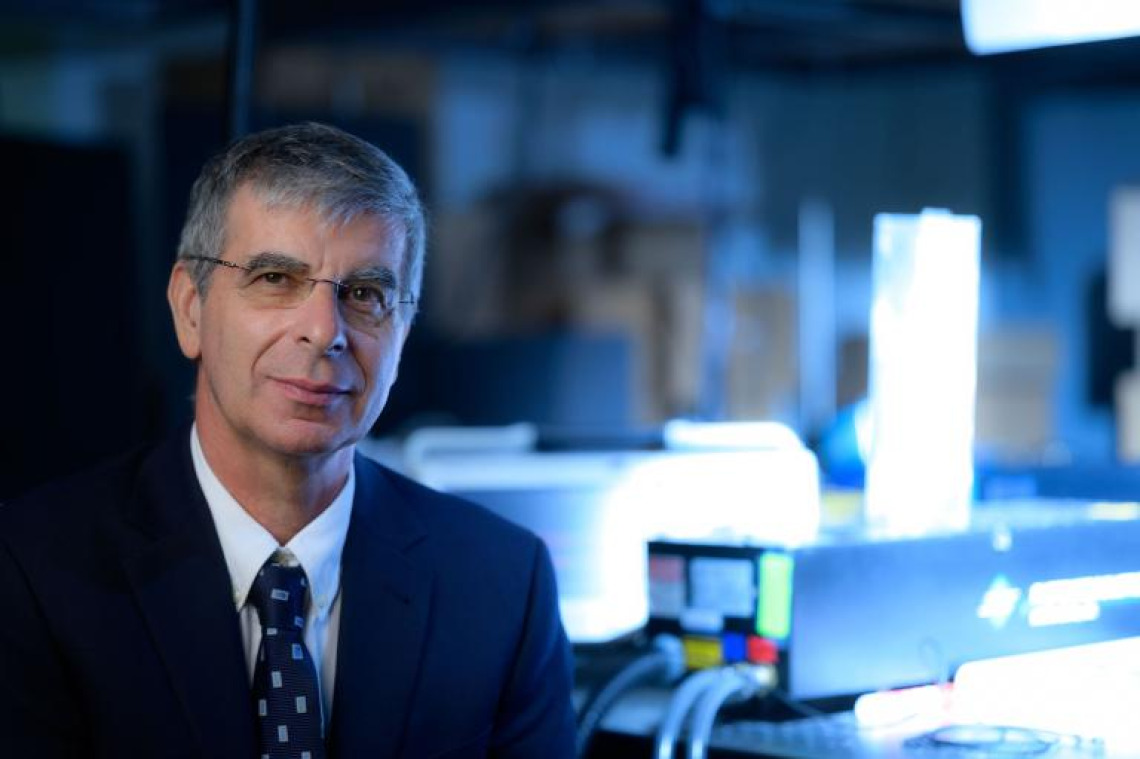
[[690, 557, 755, 618]]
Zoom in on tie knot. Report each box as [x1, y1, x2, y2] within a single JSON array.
[[248, 560, 309, 633]]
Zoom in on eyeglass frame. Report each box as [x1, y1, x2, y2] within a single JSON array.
[[182, 254, 418, 327]]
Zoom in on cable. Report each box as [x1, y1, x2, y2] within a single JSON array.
[[575, 635, 684, 759], [653, 668, 726, 759], [687, 665, 776, 759]]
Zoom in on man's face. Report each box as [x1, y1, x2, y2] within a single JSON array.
[[169, 184, 411, 461]]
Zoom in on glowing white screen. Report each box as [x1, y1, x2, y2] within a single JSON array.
[[962, 0, 1140, 54]]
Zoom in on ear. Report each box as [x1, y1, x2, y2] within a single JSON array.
[[167, 262, 203, 360]]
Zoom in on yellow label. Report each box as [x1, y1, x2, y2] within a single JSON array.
[[682, 635, 724, 670]]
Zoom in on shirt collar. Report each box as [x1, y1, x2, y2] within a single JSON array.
[[189, 425, 354, 617]]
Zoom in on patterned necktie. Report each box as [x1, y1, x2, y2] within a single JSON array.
[[249, 557, 326, 759]]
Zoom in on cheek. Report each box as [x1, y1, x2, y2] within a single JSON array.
[[225, 314, 286, 371], [197, 315, 228, 377], [369, 354, 400, 399], [200, 312, 276, 391], [359, 340, 404, 401]]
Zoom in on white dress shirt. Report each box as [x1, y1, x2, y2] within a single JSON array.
[[189, 426, 353, 723]]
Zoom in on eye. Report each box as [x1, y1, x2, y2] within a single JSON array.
[[254, 270, 291, 286], [344, 282, 392, 309], [244, 269, 306, 303]]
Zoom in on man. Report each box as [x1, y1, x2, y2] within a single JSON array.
[[0, 122, 576, 758]]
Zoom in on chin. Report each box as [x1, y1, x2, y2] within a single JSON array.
[[263, 421, 361, 459]]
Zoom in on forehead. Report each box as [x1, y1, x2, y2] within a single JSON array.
[[223, 183, 405, 270]]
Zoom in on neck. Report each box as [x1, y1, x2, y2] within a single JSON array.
[[196, 423, 352, 545]]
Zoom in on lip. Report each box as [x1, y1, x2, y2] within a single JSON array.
[[272, 377, 352, 407]]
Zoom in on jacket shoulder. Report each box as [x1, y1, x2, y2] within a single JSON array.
[[0, 446, 149, 548]]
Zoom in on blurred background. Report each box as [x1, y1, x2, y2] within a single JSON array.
[[4, 0, 1139, 498]]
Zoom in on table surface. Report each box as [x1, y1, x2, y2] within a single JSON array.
[[597, 687, 1122, 758]]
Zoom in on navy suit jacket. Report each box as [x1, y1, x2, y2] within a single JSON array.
[[0, 432, 575, 758]]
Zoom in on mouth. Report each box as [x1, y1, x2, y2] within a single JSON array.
[[271, 377, 353, 407]]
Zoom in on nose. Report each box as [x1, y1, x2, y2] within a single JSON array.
[[296, 280, 348, 355]]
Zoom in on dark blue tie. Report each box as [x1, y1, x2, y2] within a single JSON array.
[[249, 558, 326, 759]]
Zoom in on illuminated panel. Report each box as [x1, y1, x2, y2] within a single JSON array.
[[1025, 570, 1140, 627], [953, 636, 1140, 753], [614, 449, 820, 545], [865, 209, 981, 536], [962, 0, 1140, 55]]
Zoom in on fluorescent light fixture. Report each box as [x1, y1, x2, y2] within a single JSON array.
[[962, 0, 1140, 54]]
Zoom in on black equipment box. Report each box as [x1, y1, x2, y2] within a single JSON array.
[[645, 501, 1140, 699]]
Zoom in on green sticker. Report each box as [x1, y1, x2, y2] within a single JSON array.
[[757, 552, 794, 640]]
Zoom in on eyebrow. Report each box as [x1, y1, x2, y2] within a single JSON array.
[[343, 267, 399, 288], [244, 251, 400, 287], [244, 251, 309, 273]]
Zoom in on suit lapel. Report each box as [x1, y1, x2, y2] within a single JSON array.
[[328, 455, 432, 757], [116, 433, 255, 757]]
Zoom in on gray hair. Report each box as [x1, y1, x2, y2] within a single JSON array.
[[176, 122, 426, 302]]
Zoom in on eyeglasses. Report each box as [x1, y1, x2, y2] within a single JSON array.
[[185, 255, 417, 330]]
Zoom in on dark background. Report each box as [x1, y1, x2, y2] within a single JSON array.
[[4, 0, 1140, 498]]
